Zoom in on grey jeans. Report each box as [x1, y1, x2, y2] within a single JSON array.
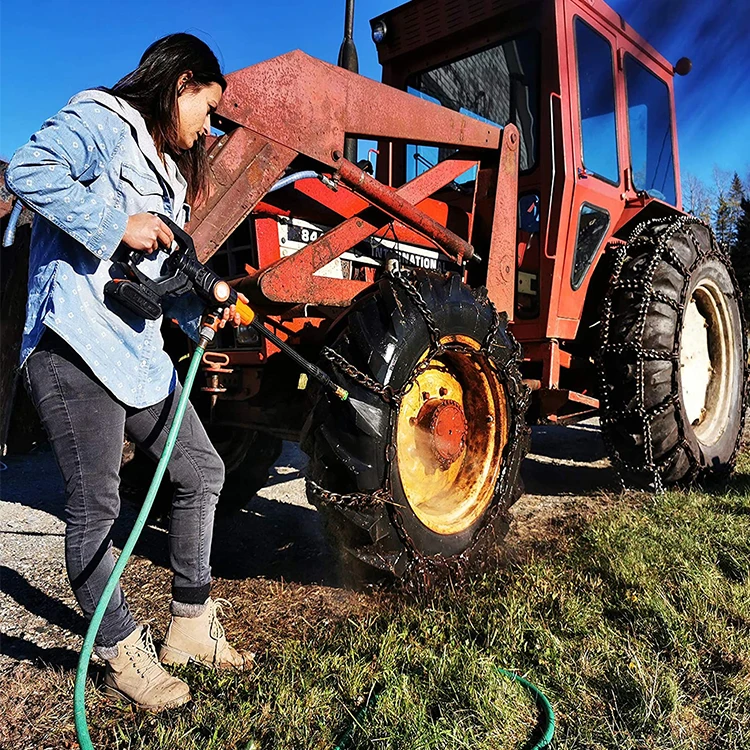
[[23, 329, 224, 646]]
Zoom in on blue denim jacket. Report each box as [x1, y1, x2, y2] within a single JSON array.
[[6, 89, 204, 408]]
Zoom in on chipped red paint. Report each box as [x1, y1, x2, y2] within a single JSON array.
[[214, 50, 499, 169], [188, 132, 296, 263]]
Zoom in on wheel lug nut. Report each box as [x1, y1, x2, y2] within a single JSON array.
[[439, 387, 448, 397]]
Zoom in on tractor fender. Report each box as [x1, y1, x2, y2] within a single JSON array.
[[613, 197, 684, 240]]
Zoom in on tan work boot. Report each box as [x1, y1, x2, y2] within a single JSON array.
[[160, 598, 254, 669], [102, 625, 191, 711]]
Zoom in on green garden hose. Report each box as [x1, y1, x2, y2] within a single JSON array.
[[332, 670, 555, 750], [74, 338, 208, 750], [73, 332, 556, 750], [497, 668, 556, 749]]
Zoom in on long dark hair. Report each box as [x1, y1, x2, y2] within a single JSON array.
[[107, 33, 226, 204]]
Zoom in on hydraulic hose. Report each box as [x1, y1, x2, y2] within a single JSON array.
[[74, 337, 208, 750], [268, 170, 322, 194]]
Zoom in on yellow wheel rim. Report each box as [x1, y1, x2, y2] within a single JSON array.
[[395, 335, 509, 536]]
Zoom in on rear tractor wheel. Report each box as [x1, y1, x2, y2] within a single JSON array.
[[599, 216, 747, 489], [302, 270, 530, 586]]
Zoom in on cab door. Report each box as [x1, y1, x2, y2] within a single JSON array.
[[617, 33, 680, 209], [550, 0, 628, 337]]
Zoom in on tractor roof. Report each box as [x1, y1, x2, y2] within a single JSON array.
[[568, 0, 674, 76], [373, 0, 675, 78]]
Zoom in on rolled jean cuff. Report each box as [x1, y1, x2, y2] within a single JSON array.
[[172, 582, 211, 605]]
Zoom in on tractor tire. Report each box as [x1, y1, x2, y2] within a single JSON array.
[[599, 216, 747, 489], [120, 428, 282, 518], [301, 270, 530, 586], [208, 427, 283, 515]]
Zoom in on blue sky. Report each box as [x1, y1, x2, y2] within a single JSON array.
[[1, 0, 748, 187]]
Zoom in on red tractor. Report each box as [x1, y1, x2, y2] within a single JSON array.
[[4, 0, 747, 582]]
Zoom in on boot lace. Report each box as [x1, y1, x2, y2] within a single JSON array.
[[125, 625, 164, 680], [209, 598, 231, 642]]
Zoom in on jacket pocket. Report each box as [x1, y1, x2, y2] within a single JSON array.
[[120, 162, 163, 197]]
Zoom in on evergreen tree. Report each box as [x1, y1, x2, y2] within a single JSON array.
[[727, 173, 745, 248], [732, 197, 750, 321], [715, 194, 733, 248], [711, 166, 732, 247]]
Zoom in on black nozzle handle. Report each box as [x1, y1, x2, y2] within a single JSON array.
[[151, 212, 195, 258]]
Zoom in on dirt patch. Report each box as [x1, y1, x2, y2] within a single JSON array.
[[509, 419, 620, 547]]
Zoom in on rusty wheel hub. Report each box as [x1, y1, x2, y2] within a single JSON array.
[[395, 335, 509, 536], [415, 399, 467, 469]]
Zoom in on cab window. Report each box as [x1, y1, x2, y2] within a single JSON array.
[[624, 54, 677, 205], [406, 32, 539, 182], [574, 18, 619, 184]]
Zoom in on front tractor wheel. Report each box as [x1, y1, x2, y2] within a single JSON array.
[[302, 271, 529, 585], [599, 216, 748, 489]]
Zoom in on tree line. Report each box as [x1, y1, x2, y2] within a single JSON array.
[[683, 168, 750, 318]]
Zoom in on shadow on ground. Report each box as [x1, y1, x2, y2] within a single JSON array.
[[1, 421, 615, 589], [0, 444, 337, 587], [210, 498, 336, 583], [522, 420, 618, 495], [0, 566, 86, 636], [0, 634, 80, 670]]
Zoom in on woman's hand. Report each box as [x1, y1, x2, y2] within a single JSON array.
[[122, 213, 174, 254], [218, 293, 251, 329]]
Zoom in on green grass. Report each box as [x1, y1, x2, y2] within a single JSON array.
[[82, 461, 750, 749]]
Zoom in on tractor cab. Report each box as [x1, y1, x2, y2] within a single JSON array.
[[371, 0, 683, 418]]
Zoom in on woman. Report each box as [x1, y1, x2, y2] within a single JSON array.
[[6, 33, 253, 711]]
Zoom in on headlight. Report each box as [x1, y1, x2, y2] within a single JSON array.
[[372, 19, 387, 45]]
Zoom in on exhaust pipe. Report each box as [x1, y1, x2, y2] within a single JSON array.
[[338, 0, 359, 162]]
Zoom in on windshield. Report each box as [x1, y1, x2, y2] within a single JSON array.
[[406, 32, 539, 181]]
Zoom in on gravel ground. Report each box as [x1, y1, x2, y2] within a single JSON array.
[[0, 420, 615, 677]]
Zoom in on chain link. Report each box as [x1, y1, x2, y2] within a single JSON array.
[[321, 347, 399, 404], [322, 270, 457, 408], [484, 297, 502, 349], [389, 268, 442, 348], [306, 478, 394, 509]]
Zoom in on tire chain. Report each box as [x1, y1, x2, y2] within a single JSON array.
[[390, 266, 443, 348], [310, 268, 529, 588], [598, 214, 747, 492], [305, 479, 394, 509]]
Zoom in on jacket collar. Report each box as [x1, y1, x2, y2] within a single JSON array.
[[70, 89, 187, 201]]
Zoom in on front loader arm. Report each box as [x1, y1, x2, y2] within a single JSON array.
[[187, 51, 501, 263], [186, 50, 518, 318]]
